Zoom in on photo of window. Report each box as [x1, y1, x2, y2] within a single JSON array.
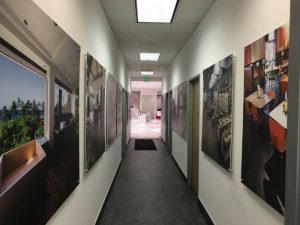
[[0, 1, 80, 224], [0, 52, 45, 156], [202, 54, 233, 171], [242, 24, 289, 215], [55, 81, 72, 116]]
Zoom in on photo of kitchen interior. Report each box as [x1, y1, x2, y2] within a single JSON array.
[[242, 24, 289, 215], [202, 55, 233, 171]]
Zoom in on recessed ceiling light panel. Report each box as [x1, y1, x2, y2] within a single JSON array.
[[141, 71, 154, 76], [140, 53, 160, 61], [136, 0, 179, 23]]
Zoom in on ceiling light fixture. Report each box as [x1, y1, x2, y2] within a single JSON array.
[[141, 71, 154, 76], [136, 0, 179, 23], [140, 53, 160, 61]]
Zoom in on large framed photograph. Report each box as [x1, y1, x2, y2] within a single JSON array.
[[202, 55, 233, 171], [177, 81, 188, 140], [106, 74, 117, 146], [161, 93, 166, 123], [171, 86, 178, 132], [171, 81, 188, 140], [242, 24, 289, 214], [0, 1, 80, 224], [85, 53, 106, 171], [116, 83, 123, 136]]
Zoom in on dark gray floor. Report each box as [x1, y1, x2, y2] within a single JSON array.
[[97, 138, 208, 225]]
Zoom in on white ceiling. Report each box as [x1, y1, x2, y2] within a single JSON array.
[[0, 0, 80, 88], [100, 0, 215, 77]]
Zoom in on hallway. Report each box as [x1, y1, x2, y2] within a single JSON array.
[[98, 139, 207, 225], [0, 0, 295, 224]]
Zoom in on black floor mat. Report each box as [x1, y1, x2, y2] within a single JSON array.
[[134, 139, 157, 150]]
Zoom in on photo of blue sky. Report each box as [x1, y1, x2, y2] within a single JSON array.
[[0, 53, 45, 109]]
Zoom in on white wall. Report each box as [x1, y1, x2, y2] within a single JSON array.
[[164, 0, 289, 225], [172, 132, 188, 176], [29, 0, 128, 225]]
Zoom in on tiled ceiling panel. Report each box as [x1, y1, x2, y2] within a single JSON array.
[[100, 0, 215, 77]]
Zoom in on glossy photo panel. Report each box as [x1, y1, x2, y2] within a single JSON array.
[[85, 53, 106, 171], [161, 93, 166, 123], [117, 83, 123, 136], [106, 74, 117, 146], [171, 81, 188, 140], [242, 24, 289, 214], [0, 0, 80, 224], [171, 87, 178, 132], [177, 81, 188, 140], [202, 55, 233, 171]]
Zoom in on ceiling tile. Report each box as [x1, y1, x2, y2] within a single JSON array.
[[101, 0, 134, 10], [167, 34, 190, 42], [170, 23, 197, 35], [118, 40, 139, 48], [138, 41, 183, 50], [136, 24, 171, 34], [121, 47, 139, 54], [116, 32, 137, 41], [174, 10, 205, 23], [140, 61, 158, 67], [178, 0, 214, 11], [105, 9, 136, 23], [111, 22, 136, 34], [159, 57, 175, 63], [100, 0, 215, 76], [137, 33, 169, 42]]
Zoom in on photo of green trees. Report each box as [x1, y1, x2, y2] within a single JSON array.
[[0, 53, 45, 156]]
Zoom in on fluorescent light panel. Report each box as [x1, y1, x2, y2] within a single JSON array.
[[136, 0, 178, 23], [141, 71, 154, 76], [140, 53, 160, 61]]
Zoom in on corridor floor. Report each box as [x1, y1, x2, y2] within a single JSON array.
[[97, 139, 208, 225]]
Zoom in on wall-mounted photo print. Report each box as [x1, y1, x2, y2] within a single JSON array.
[[177, 81, 188, 140], [85, 53, 106, 171], [202, 55, 233, 172], [0, 0, 80, 224], [117, 83, 123, 136], [171, 86, 178, 132], [171, 81, 188, 140], [106, 74, 117, 146], [242, 24, 289, 215], [161, 93, 166, 123], [0, 53, 46, 155]]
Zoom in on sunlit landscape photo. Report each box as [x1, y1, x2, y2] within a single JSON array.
[[0, 53, 45, 156]]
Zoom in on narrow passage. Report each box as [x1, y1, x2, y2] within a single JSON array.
[[98, 138, 208, 225]]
